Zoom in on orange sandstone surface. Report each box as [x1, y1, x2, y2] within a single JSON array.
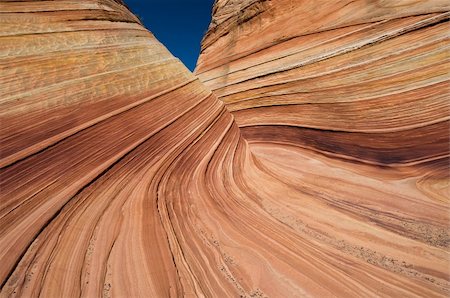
[[1, 0, 449, 297]]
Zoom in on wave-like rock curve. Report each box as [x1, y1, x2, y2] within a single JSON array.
[[195, 0, 450, 296], [1, 0, 449, 297]]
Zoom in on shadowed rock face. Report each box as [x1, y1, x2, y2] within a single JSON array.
[[0, 0, 449, 297]]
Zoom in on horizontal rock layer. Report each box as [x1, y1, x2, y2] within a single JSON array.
[[0, 0, 449, 297], [197, 0, 450, 165]]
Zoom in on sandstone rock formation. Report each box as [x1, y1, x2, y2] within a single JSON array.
[[196, 0, 450, 169], [0, 0, 449, 297], [195, 0, 450, 296]]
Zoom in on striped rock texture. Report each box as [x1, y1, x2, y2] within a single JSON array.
[[196, 0, 450, 168], [195, 0, 450, 296], [0, 0, 449, 297]]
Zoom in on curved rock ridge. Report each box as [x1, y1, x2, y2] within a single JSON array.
[[195, 0, 450, 296], [196, 0, 450, 165], [0, 1, 449, 298]]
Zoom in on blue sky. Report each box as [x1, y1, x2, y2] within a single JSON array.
[[125, 0, 215, 71]]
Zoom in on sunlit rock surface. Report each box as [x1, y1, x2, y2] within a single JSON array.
[[196, 1, 449, 166], [0, 0, 449, 297], [195, 0, 450, 296]]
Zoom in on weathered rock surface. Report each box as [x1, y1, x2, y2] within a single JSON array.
[[0, 0, 449, 297], [197, 0, 450, 165], [195, 0, 450, 296]]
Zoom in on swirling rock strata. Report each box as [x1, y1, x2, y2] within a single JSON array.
[[0, 0, 449, 297], [195, 0, 450, 296], [196, 0, 449, 167]]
